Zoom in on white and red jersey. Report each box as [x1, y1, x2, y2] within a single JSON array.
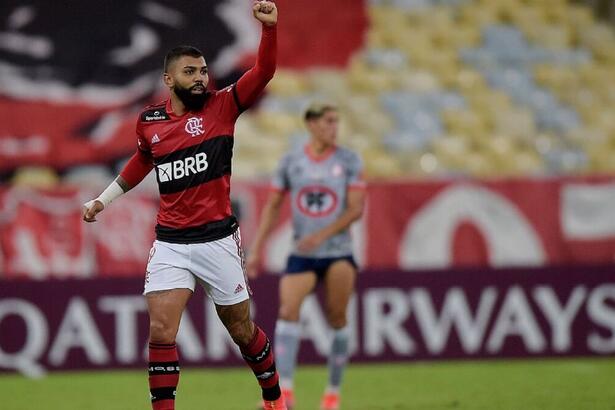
[[120, 25, 276, 243]]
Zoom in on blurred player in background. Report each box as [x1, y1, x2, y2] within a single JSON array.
[[247, 103, 366, 410], [82, 2, 287, 409]]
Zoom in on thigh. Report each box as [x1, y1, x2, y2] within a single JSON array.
[[324, 260, 357, 321], [278, 272, 318, 321], [191, 231, 250, 306], [147, 288, 193, 343]]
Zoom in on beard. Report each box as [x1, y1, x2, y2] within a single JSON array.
[[173, 84, 208, 111]]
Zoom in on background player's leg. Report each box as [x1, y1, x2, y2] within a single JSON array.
[[322, 260, 356, 410], [216, 300, 285, 406], [146, 289, 192, 410], [276, 272, 317, 403]]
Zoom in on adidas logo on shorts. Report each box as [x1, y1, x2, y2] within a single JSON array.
[[234, 283, 244, 294]]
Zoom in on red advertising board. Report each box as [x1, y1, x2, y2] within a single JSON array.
[[2, 178, 615, 278]]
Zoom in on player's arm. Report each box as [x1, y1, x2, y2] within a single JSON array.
[[233, 1, 278, 110], [296, 189, 366, 253], [245, 189, 286, 278], [82, 149, 154, 222]]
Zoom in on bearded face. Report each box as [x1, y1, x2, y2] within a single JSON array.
[[173, 82, 209, 111], [165, 55, 210, 111]]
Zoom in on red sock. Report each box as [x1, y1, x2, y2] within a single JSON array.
[[148, 343, 180, 410], [240, 326, 281, 401]]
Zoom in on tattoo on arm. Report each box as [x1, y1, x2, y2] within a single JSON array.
[[115, 176, 132, 193]]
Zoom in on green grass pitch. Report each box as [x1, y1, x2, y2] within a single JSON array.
[[2, 359, 614, 409]]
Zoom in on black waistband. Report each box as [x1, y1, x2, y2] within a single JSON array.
[[155, 215, 239, 244]]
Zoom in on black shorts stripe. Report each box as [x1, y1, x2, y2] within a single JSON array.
[[156, 215, 239, 244]]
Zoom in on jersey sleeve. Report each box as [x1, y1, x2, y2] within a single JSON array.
[[270, 153, 291, 192], [346, 152, 366, 190], [119, 119, 154, 188], [135, 120, 151, 154], [215, 24, 277, 123]]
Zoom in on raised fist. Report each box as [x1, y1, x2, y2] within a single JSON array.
[[253, 1, 277, 26]]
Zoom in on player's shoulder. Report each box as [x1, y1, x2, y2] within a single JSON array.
[[214, 84, 235, 96], [285, 144, 307, 161], [335, 145, 362, 163], [138, 100, 171, 123]]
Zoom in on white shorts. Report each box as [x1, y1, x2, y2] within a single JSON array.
[[143, 230, 250, 305]]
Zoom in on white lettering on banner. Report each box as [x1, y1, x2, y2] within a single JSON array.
[[399, 186, 546, 269], [48, 298, 109, 366], [300, 296, 333, 356], [176, 310, 205, 361], [587, 285, 615, 353], [346, 296, 359, 355], [411, 287, 497, 354], [205, 299, 240, 360], [487, 287, 546, 353], [6, 283, 615, 374], [99, 296, 147, 363], [363, 289, 414, 355], [562, 184, 615, 239], [0, 299, 48, 378], [533, 287, 587, 352]]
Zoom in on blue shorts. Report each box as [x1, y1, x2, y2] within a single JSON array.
[[285, 255, 357, 279]]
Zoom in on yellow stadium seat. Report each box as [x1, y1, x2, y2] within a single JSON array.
[[12, 167, 59, 189], [266, 70, 308, 97]]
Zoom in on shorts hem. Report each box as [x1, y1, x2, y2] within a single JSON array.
[[210, 292, 250, 306], [143, 285, 195, 295]]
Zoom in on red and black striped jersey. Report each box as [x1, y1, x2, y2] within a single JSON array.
[[119, 25, 276, 243]]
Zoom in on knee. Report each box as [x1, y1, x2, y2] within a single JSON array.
[[278, 304, 301, 322], [227, 319, 255, 347], [149, 319, 177, 345], [327, 310, 347, 329]]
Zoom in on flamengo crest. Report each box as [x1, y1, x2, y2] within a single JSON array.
[[185, 117, 204, 137]]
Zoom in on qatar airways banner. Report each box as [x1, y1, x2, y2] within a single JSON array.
[[1, 266, 614, 376], [2, 178, 615, 279]]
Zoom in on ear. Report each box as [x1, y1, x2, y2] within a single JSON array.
[[305, 119, 316, 132], [163, 73, 174, 89]]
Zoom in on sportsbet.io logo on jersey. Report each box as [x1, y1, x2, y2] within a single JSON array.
[[296, 186, 338, 217], [157, 152, 209, 182]]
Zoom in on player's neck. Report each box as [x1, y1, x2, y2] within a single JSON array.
[[170, 94, 188, 116], [308, 140, 335, 157]]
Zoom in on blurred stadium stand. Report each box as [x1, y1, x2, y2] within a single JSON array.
[[3, 0, 615, 183]]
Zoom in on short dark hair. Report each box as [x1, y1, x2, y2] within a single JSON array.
[[164, 46, 203, 72], [304, 102, 338, 121]]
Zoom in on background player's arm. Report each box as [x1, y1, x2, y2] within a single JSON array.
[[246, 189, 286, 278], [296, 189, 366, 253], [82, 149, 154, 222], [233, 1, 277, 110]]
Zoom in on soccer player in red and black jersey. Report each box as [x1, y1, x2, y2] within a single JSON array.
[[82, 2, 286, 409]]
